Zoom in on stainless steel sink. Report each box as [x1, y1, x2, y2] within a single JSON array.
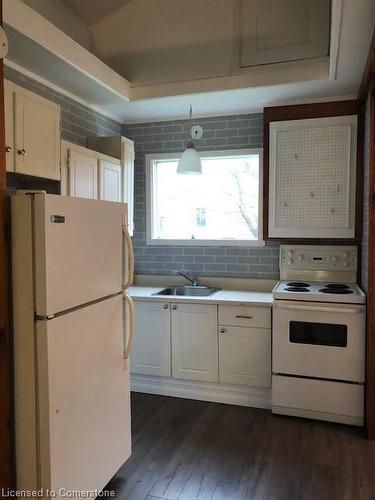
[[153, 285, 221, 297]]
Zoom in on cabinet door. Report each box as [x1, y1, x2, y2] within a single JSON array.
[[172, 303, 218, 382], [131, 301, 171, 376], [99, 159, 122, 202], [240, 0, 330, 67], [268, 115, 358, 239], [68, 149, 98, 199], [14, 90, 60, 180], [219, 326, 271, 387], [4, 81, 14, 172], [122, 138, 135, 235]]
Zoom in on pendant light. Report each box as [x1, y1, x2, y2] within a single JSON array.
[[177, 106, 203, 175]]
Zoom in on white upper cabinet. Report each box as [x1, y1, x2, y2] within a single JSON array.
[[14, 86, 60, 179], [68, 147, 98, 200], [268, 115, 358, 239], [87, 136, 135, 235], [122, 138, 135, 235], [5, 80, 60, 179], [61, 141, 122, 203], [99, 159, 122, 202], [171, 303, 218, 383], [239, 0, 330, 68], [4, 80, 14, 172]]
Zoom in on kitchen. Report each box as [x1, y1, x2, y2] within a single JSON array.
[[1, 0, 375, 499]]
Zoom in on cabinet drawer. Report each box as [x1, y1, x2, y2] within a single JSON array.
[[218, 305, 271, 328]]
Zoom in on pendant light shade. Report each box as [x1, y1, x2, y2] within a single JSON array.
[[177, 106, 202, 175], [176, 141, 202, 175]]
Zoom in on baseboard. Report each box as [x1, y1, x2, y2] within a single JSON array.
[[272, 405, 364, 426], [131, 374, 271, 409]]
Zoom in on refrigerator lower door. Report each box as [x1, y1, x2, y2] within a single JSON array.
[[35, 295, 131, 495], [32, 194, 127, 317]]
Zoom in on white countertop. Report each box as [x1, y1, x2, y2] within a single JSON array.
[[129, 286, 273, 307]]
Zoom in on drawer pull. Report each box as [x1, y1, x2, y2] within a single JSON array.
[[235, 315, 253, 319]]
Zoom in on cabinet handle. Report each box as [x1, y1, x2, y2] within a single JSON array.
[[172, 305, 177, 310], [235, 315, 253, 319], [17, 148, 26, 156], [5, 146, 11, 153], [163, 304, 169, 309], [219, 328, 226, 334]]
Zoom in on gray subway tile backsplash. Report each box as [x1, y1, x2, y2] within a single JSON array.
[[124, 113, 279, 279], [5, 64, 280, 279]]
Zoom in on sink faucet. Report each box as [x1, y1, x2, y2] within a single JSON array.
[[177, 271, 200, 286]]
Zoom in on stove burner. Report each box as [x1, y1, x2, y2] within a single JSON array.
[[285, 287, 310, 292], [286, 282, 310, 287], [325, 283, 351, 289], [319, 288, 354, 294]]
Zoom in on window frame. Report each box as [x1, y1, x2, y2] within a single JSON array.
[[146, 148, 264, 247]]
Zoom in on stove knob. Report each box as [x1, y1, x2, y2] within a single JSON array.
[[298, 254, 304, 262], [288, 250, 294, 257], [343, 260, 349, 267], [288, 259, 294, 265], [331, 256, 338, 263]]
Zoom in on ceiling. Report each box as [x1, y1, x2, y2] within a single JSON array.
[[115, 0, 375, 123], [60, 0, 132, 27], [15, 0, 375, 123]]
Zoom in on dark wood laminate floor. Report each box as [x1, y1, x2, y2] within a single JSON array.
[[104, 393, 375, 500]]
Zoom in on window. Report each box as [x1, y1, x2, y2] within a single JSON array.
[[146, 149, 263, 246]]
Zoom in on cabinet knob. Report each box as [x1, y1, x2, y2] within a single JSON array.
[[219, 328, 226, 334], [171, 305, 177, 310], [163, 304, 169, 309], [5, 146, 11, 153], [17, 148, 26, 156]]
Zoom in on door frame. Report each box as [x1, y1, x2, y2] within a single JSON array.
[[0, 0, 13, 486], [359, 30, 375, 439]]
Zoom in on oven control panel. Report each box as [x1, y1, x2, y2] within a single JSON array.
[[280, 245, 357, 272]]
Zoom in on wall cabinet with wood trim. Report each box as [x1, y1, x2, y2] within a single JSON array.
[[5, 80, 60, 180], [267, 115, 358, 239], [61, 141, 122, 203]]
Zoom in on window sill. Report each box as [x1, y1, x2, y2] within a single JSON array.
[[146, 238, 266, 247]]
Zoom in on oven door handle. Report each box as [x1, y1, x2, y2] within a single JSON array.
[[274, 304, 364, 314]]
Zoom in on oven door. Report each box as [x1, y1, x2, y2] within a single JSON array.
[[273, 300, 365, 382]]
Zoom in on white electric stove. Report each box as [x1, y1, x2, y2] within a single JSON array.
[[272, 245, 366, 426], [273, 281, 366, 303]]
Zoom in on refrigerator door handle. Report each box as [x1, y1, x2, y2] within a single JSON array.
[[122, 223, 134, 289], [123, 292, 135, 369]]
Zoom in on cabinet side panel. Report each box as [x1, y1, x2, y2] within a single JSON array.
[[11, 195, 38, 489]]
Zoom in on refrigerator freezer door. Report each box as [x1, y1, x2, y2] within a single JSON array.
[[33, 194, 126, 316], [36, 295, 131, 494]]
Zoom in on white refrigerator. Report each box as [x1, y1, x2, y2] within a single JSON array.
[[11, 192, 135, 497]]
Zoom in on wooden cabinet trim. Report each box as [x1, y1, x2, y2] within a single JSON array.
[[263, 100, 362, 243]]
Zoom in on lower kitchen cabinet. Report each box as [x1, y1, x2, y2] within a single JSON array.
[[171, 303, 218, 382], [219, 326, 271, 387], [131, 301, 171, 377]]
